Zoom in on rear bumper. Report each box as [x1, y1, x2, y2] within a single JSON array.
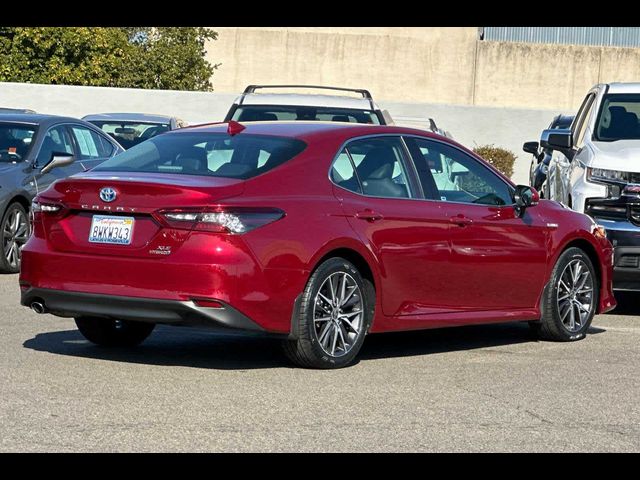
[[21, 287, 268, 333], [19, 236, 309, 333]]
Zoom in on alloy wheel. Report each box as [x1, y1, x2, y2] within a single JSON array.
[[556, 259, 594, 333], [313, 272, 364, 357], [2, 207, 28, 270]]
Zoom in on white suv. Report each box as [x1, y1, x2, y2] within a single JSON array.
[[224, 85, 393, 125], [543, 82, 640, 290]]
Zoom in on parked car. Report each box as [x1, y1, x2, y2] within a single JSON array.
[[20, 121, 615, 368], [524, 114, 574, 198], [224, 84, 395, 125], [0, 107, 36, 114], [541, 82, 640, 291], [83, 113, 188, 150], [0, 113, 123, 273]]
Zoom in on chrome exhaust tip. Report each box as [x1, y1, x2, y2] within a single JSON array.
[[30, 301, 46, 314]]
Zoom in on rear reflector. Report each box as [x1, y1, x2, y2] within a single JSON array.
[[192, 298, 224, 308]]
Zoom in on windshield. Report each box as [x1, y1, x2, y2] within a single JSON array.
[[0, 124, 37, 162], [595, 94, 640, 141], [231, 105, 381, 124], [93, 132, 307, 179], [89, 121, 171, 149]]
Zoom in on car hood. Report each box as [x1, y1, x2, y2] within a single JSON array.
[[590, 140, 640, 172]]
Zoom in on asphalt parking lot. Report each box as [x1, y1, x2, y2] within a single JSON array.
[[0, 274, 638, 452]]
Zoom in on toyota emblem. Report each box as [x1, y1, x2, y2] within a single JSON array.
[[99, 187, 117, 203]]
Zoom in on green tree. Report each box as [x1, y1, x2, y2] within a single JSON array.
[[0, 27, 219, 91], [120, 27, 220, 91]]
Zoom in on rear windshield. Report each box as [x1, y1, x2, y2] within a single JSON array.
[[0, 123, 37, 162], [93, 132, 307, 179], [232, 105, 381, 125], [88, 121, 171, 149]]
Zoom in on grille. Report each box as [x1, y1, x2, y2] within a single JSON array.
[[617, 255, 640, 268], [586, 203, 626, 220]]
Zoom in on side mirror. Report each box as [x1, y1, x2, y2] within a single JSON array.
[[540, 128, 573, 154], [513, 184, 539, 217], [523, 141, 539, 156], [41, 152, 74, 174]]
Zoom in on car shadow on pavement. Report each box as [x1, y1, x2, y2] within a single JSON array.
[[23, 326, 289, 370], [359, 322, 605, 361], [23, 320, 607, 370]]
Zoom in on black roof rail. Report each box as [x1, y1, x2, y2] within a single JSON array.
[[243, 85, 373, 100]]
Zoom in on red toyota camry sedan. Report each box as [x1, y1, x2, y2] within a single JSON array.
[[19, 121, 616, 368]]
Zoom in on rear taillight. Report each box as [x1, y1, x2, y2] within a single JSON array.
[[155, 207, 285, 234], [31, 200, 62, 214]]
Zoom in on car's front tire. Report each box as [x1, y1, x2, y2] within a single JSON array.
[[533, 247, 598, 341], [283, 257, 374, 369], [0, 202, 29, 274], [75, 317, 155, 347]]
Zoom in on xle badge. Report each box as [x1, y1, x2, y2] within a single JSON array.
[[149, 245, 172, 256]]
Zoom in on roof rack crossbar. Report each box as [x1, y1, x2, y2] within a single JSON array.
[[243, 85, 373, 100]]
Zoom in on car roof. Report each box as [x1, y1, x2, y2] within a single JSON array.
[[605, 82, 640, 94], [238, 93, 378, 111], [82, 113, 176, 123], [0, 113, 87, 125], [179, 120, 451, 145]]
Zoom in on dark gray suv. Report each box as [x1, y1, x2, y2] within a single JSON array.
[[0, 114, 123, 273]]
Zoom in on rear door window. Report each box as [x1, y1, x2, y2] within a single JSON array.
[[70, 126, 114, 159], [336, 136, 413, 199]]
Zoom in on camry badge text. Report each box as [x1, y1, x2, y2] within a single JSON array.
[[81, 205, 137, 212]]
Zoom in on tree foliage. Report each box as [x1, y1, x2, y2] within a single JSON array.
[[0, 27, 219, 91]]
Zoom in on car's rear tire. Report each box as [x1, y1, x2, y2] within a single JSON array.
[[75, 317, 155, 347], [0, 202, 29, 274], [533, 247, 598, 341], [282, 257, 374, 369]]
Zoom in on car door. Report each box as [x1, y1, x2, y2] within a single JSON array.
[[560, 92, 596, 207], [68, 124, 119, 173], [330, 135, 453, 317], [30, 123, 79, 195], [406, 136, 549, 312]]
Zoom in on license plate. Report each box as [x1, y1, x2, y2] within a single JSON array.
[[88, 215, 134, 245]]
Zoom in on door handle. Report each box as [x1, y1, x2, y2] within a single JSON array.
[[449, 215, 473, 227], [356, 209, 384, 222]]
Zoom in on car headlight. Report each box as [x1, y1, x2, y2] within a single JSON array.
[[587, 167, 628, 183]]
